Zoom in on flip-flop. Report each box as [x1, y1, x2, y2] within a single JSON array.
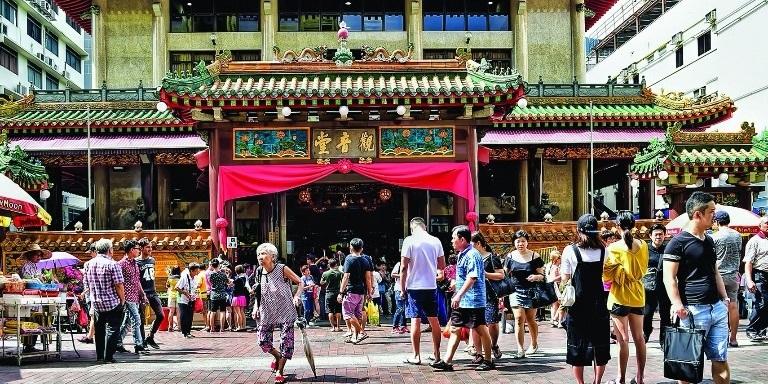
[[403, 358, 421, 365]]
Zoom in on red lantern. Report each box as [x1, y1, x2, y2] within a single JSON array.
[[465, 211, 478, 222], [215, 218, 229, 228]]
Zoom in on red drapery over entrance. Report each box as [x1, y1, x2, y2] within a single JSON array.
[[216, 160, 476, 247]]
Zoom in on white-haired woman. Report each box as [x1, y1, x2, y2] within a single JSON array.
[[251, 243, 304, 384]]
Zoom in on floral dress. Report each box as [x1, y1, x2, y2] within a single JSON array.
[[257, 264, 297, 359]]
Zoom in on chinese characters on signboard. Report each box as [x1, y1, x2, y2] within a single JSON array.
[[312, 128, 376, 159], [233, 127, 455, 160]]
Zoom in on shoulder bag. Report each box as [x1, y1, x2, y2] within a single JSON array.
[[663, 313, 705, 383]]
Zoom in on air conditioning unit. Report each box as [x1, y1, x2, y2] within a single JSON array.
[[705, 10, 716, 23], [671, 32, 683, 46], [43, 2, 51, 13], [36, 52, 45, 61], [1, 23, 7, 36], [52, 63, 58, 71], [64, 70, 71, 79], [619, 69, 629, 82], [16, 84, 28, 95], [62, 195, 69, 205]]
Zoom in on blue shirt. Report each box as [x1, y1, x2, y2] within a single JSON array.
[[455, 246, 486, 309]]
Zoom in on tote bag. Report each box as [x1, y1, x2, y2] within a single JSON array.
[[663, 314, 706, 383]]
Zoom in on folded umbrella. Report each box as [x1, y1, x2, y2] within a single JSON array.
[[295, 305, 316, 377]]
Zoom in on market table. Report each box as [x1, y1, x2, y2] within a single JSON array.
[[0, 295, 63, 365]]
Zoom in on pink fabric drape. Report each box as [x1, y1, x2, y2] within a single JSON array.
[[216, 161, 476, 247]]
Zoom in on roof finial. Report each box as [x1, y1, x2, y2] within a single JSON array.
[[333, 20, 353, 67]]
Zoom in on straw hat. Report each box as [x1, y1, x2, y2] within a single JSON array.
[[22, 243, 51, 259]]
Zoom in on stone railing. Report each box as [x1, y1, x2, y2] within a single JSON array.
[[32, 81, 158, 103]]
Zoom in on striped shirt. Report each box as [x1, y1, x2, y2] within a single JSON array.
[[84, 254, 124, 312]]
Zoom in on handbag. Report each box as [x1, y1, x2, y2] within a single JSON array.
[[193, 297, 204, 313], [663, 313, 706, 383], [487, 275, 516, 299], [78, 308, 89, 327], [560, 281, 576, 307], [530, 280, 559, 308], [641, 267, 658, 291]]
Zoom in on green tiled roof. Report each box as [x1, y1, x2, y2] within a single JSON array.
[[0, 131, 47, 191], [631, 122, 768, 181], [0, 108, 190, 130]]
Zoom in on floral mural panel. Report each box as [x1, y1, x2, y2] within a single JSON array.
[[379, 127, 455, 158], [234, 128, 310, 160]]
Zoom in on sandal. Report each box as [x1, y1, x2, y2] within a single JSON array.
[[492, 345, 503, 359], [470, 354, 484, 364], [78, 336, 94, 344]]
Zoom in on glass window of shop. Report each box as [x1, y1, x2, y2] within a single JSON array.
[[170, 0, 259, 33], [423, 0, 509, 31], [278, 0, 404, 32]]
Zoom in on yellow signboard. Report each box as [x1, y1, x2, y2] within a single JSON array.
[[311, 128, 376, 159]]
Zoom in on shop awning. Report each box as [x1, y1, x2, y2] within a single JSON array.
[[480, 128, 664, 145], [10, 133, 207, 155]]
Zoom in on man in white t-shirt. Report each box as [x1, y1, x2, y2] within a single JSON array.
[[400, 217, 445, 365]]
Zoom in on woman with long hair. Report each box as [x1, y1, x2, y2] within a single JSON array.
[[561, 214, 611, 384], [503, 230, 545, 359], [470, 231, 505, 362], [603, 211, 648, 384]]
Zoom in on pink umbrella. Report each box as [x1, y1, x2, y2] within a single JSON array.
[[36, 251, 80, 269], [667, 204, 762, 236]]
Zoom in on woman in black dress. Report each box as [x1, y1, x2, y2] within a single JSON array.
[[560, 214, 611, 384]]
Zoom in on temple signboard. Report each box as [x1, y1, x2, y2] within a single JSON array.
[[379, 126, 454, 158], [311, 128, 376, 159], [233, 128, 310, 160]]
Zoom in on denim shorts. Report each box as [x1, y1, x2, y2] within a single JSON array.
[[680, 301, 729, 362]]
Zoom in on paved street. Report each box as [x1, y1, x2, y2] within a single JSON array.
[[0, 315, 766, 383]]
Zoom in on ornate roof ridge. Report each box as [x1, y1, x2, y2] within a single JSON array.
[[0, 129, 48, 191], [650, 88, 735, 112]]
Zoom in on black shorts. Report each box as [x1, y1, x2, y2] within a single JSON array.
[[450, 307, 486, 329], [610, 303, 643, 317], [209, 299, 227, 312], [325, 294, 342, 315]]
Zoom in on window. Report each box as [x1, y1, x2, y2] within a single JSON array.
[[27, 17, 42, 43], [170, 50, 261, 74], [675, 46, 683, 68], [65, 46, 81, 72], [423, 49, 512, 70], [423, 0, 509, 31], [0, 42, 17, 74], [44, 0, 58, 14], [45, 72, 57, 90], [1, 0, 16, 25], [278, 0, 404, 32], [697, 31, 711, 56], [28, 63, 42, 89], [170, 0, 259, 33], [45, 31, 58, 55], [65, 15, 81, 34]]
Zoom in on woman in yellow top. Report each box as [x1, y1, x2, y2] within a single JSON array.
[[602, 211, 649, 384]]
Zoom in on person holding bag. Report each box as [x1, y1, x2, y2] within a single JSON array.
[[603, 211, 649, 384], [663, 192, 731, 384], [503, 230, 545, 359], [471, 231, 505, 361], [560, 214, 611, 384]]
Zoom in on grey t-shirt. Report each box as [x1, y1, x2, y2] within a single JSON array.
[[711, 227, 742, 280]]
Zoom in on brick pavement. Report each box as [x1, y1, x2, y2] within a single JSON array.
[[0, 315, 766, 383]]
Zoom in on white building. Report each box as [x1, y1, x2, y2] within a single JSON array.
[[586, 0, 768, 131], [0, 0, 87, 98]]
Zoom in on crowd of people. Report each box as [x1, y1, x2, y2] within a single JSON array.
[[69, 191, 768, 384]]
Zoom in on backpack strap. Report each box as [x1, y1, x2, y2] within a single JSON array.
[[571, 244, 583, 263]]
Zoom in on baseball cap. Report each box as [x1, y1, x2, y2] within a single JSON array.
[[714, 211, 730, 224], [577, 214, 600, 234]]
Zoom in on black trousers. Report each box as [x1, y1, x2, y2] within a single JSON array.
[[747, 272, 768, 335], [95, 305, 125, 361], [643, 287, 671, 343], [178, 302, 194, 336], [140, 292, 165, 340]]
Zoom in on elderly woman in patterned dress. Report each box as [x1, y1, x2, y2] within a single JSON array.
[[251, 243, 304, 384]]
